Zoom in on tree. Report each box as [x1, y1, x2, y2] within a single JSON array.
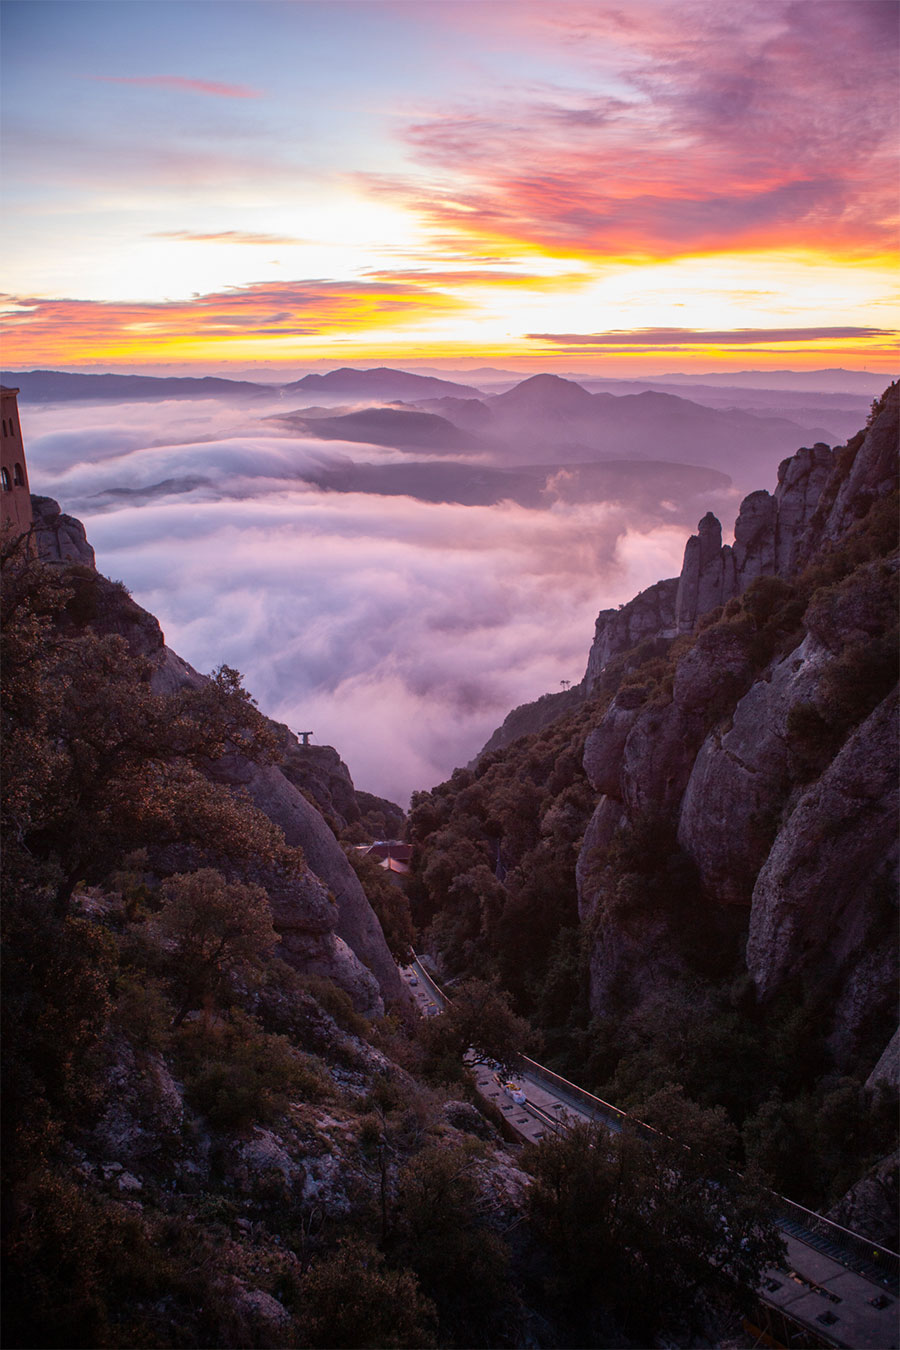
[[1, 550, 295, 911], [390, 1144, 513, 1344], [418, 977, 534, 1074], [524, 1086, 784, 1341], [158, 869, 278, 1026], [299, 1238, 437, 1348]]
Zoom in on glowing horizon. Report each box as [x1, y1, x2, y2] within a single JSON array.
[[2, 0, 897, 375]]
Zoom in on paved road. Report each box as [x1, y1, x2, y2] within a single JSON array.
[[402, 960, 898, 1348]]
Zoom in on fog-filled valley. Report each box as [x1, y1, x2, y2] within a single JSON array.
[[8, 366, 873, 802]]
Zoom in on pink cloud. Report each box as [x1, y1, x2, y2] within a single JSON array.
[[363, 0, 898, 261], [91, 74, 261, 99]]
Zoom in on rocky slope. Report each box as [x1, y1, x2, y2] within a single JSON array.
[[30, 515, 408, 1018], [577, 385, 898, 1069], [410, 383, 897, 1230]]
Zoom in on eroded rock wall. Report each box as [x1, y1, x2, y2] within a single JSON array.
[[576, 391, 898, 1071]]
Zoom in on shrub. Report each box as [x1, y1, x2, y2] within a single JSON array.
[[175, 1011, 331, 1129]]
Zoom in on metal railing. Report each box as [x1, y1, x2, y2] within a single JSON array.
[[775, 1193, 899, 1289], [409, 953, 899, 1291]]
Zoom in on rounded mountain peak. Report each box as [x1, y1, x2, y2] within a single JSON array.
[[494, 372, 594, 410]]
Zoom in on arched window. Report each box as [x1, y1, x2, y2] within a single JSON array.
[[1, 419, 7, 436], [1, 467, 12, 490], [13, 463, 25, 486]]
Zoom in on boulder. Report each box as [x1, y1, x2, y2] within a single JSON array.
[[31, 494, 95, 566]]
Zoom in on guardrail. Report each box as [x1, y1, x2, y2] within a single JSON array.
[[409, 953, 899, 1292], [775, 1194, 899, 1289]]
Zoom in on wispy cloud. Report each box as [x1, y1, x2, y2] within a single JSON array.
[[91, 74, 261, 99], [364, 0, 898, 262], [526, 326, 899, 348], [0, 279, 471, 365], [153, 231, 308, 246]]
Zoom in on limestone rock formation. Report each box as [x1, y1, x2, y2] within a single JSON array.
[[275, 730, 368, 830], [584, 578, 679, 692], [676, 633, 828, 906], [31, 494, 96, 566], [746, 689, 898, 1057], [203, 752, 404, 1012], [675, 511, 736, 631], [819, 386, 899, 546], [575, 386, 898, 1061], [471, 683, 587, 764], [582, 686, 649, 798], [29, 520, 407, 1016], [827, 1152, 900, 1249], [772, 443, 834, 572]]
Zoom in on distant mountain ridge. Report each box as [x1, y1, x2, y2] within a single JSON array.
[[0, 365, 484, 405]]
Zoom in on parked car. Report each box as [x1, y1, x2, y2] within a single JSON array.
[[408, 974, 418, 985]]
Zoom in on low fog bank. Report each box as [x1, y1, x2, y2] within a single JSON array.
[[24, 397, 741, 802]]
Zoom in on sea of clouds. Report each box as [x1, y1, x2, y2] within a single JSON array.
[[23, 397, 737, 805]]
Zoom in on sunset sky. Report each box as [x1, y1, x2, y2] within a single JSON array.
[[2, 0, 898, 374]]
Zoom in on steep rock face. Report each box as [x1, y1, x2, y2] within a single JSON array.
[[31, 529, 406, 1015], [584, 578, 678, 691], [772, 444, 834, 572], [827, 1152, 899, 1249], [820, 387, 898, 546], [471, 684, 586, 764], [575, 795, 625, 923], [675, 511, 736, 631], [274, 730, 363, 830], [746, 689, 898, 1057], [31, 494, 96, 566], [576, 390, 897, 1054], [866, 1026, 900, 1094], [676, 633, 829, 906], [584, 440, 839, 689], [582, 686, 649, 798], [202, 753, 405, 1014], [620, 699, 701, 817]]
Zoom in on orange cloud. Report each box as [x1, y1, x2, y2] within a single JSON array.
[[0, 279, 470, 366]]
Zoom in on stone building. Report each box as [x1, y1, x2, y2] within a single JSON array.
[[1, 386, 33, 536]]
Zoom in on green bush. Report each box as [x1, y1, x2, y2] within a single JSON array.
[[175, 1011, 331, 1129]]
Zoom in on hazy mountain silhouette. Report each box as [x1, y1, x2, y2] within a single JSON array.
[[271, 406, 487, 452], [410, 375, 836, 487], [280, 366, 482, 401], [1, 370, 276, 403]]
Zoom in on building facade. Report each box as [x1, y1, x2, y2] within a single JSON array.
[[1, 387, 33, 536]]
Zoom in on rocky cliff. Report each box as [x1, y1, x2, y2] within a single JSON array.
[[577, 384, 898, 1073], [31, 509, 408, 1018]]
